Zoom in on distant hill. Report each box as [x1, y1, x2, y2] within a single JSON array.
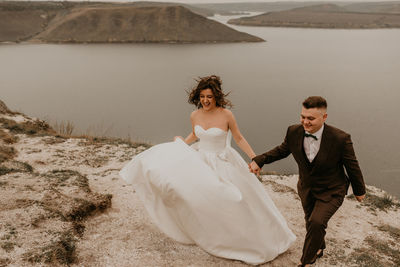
[[0, 1, 263, 43], [0, 1, 63, 42], [290, 3, 348, 13], [344, 1, 400, 14], [194, 2, 335, 14], [33, 5, 263, 43], [228, 3, 400, 29], [194, 1, 400, 15], [115, 1, 215, 17]]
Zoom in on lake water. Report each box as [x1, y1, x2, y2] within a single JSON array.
[[1, 14, 400, 197]]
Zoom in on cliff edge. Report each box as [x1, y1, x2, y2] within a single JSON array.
[[0, 100, 399, 266]]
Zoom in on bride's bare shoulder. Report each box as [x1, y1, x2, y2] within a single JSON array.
[[221, 108, 234, 117], [191, 109, 200, 119]]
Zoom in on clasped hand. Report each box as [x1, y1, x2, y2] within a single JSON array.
[[355, 194, 365, 202], [248, 161, 261, 176]]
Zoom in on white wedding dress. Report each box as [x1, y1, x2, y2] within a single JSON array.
[[120, 125, 296, 264]]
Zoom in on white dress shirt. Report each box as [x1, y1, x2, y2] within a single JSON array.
[[304, 125, 324, 162]]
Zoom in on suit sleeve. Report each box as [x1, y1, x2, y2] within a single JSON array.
[[343, 134, 366, 196], [252, 127, 292, 168]]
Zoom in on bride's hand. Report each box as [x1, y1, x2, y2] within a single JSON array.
[[174, 136, 184, 141], [248, 161, 261, 176]]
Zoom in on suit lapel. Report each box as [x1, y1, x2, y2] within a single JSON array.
[[311, 124, 333, 173], [294, 127, 309, 167]]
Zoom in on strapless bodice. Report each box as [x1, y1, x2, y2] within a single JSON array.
[[194, 125, 228, 153]]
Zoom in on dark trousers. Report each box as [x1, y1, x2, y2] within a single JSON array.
[[299, 193, 344, 264]]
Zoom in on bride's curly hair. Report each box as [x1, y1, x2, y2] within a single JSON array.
[[188, 75, 232, 109]]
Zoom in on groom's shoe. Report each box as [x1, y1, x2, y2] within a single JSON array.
[[297, 260, 315, 267], [298, 249, 323, 266], [316, 249, 324, 258]]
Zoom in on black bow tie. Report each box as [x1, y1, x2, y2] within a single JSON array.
[[304, 133, 318, 141]]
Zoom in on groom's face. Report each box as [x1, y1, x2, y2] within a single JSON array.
[[301, 107, 327, 134]]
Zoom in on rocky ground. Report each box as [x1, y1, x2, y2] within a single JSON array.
[[1, 100, 399, 266]]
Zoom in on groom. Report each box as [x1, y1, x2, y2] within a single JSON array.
[[249, 96, 366, 267]]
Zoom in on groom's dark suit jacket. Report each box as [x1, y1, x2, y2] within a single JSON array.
[[253, 124, 366, 202]]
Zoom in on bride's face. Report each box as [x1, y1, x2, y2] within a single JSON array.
[[199, 89, 216, 111]]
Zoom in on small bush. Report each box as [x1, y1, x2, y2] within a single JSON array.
[[1, 241, 15, 252], [43, 169, 90, 192], [0, 161, 33, 175], [0, 118, 55, 136], [0, 145, 16, 163], [0, 129, 18, 144], [52, 120, 75, 136], [349, 235, 400, 266], [365, 236, 400, 265], [377, 224, 400, 240], [364, 193, 399, 211], [348, 192, 399, 211], [0, 258, 11, 266], [23, 231, 77, 265], [0, 166, 14, 176]]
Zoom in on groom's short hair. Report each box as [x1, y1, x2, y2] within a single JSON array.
[[303, 96, 327, 109]]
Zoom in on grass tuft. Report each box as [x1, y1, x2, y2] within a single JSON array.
[[0, 258, 11, 266], [377, 224, 400, 240], [348, 235, 400, 266], [0, 129, 18, 144], [42, 169, 91, 192], [67, 195, 112, 221], [365, 193, 399, 211], [1, 241, 15, 252], [72, 222, 85, 237], [365, 236, 400, 265], [0, 145, 16, 164], [12, 169, 113, 265], [348, 191, 399, 211], [52, 120, 75, 136], [23, 231, 77, 265], [77, 135, 152, 149], [39, 169, 112, 222], [351, 247, 384, 266], [0, 166, 14, 176], [263, 179, 299, 196], [0, 161, 33, 176], [0, 117, 55, 136]]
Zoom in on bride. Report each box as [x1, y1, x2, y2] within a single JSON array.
[[120, 75, 296, 265]]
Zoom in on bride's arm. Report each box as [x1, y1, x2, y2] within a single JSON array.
[[183, 132, 197, 144], [175, 131, 197, 145], [227, 110, 256, 160], [174, 111, 198, 145]]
